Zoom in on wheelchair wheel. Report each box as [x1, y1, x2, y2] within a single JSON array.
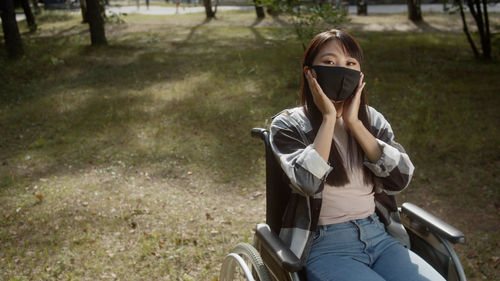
[[220, 242, 272, 281]]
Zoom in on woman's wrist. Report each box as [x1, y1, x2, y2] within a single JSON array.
[[323, 114, 337, 122], [346, 119, 363, 131], [322, 114, 337, 128], [314, 114, 336, 162], [348, 120, 382, 163]]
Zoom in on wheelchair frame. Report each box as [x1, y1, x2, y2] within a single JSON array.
[[220, 128, 466, 281]]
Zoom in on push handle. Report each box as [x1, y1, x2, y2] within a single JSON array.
[[401, 202, 466, 244], [251, 128, 268, 141]]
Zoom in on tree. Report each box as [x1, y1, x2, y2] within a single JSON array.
[[203, 0, 217, 18], [356, 0, 367, 15], [80, 0, 88, 23], [19, 0, 37, 31], [455, 0, 491, 60], [254, 0, 265, 19], [85, 0, 107, 45], [0, 0, 24, 58], [407, 0, 422, 22], [262, 0, 347, 50]]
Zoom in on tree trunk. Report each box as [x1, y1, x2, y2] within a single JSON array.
[[86, 0, 107, 46], [407, 0, 422, 22], [457, 0, 479, 59], [203, 0, 215, 18], [0, 0, 24, 59], [356, 0, 367, 15], [80, 0, 88, 23], [480, 0, 491, 60], [464, 0, 491, 60], [254, 0, 265, 18], [20, 0, 36, 31]]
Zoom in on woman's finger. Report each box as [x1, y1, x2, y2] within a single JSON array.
[[348, 81, 365, 106], [357, 81, 366, 96], [305, 68, 336, 116], [306, 70, 321, 97], [304, 69, 314, 91], [353, 72, 365, 99], [307, 70, 325, 99]]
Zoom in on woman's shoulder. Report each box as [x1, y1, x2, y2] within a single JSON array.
[[365, 105, 390, 129], [271, 106, 312, 132], [273, 106, 305, 119], [272, 106, 305, 123], [365, 105, 382, 118]]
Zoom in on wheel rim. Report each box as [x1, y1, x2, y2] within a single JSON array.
[[219, 243, 272, 281]]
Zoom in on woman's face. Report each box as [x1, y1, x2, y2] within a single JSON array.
[[311, 40, 361, 116]]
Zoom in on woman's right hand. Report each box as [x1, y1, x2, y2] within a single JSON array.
[[304, 67, 336, 162], [304, 67, 337, 119]]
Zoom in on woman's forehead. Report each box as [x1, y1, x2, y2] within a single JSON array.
[[317, 40, 350, 58]]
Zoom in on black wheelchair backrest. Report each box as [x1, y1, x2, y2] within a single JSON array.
[[251, 128, 291, 235]]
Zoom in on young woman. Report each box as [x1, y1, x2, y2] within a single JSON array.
[[269, 29, 445, 281]]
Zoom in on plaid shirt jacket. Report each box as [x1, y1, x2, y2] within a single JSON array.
[[269, 105, 415, 266]]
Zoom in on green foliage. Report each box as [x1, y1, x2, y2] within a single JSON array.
[[261, 0, 348, 49]]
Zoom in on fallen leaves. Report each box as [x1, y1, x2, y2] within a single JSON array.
[[250, 191, 263, 200], [0, 157, 267, 280], [492, 256, 500, 267], [175, 236, 198, 246]]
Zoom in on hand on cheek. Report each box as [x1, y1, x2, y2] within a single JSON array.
[[344, 73, 365, 127]]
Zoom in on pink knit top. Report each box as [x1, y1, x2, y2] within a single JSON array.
[[318, 117, 375, 225]]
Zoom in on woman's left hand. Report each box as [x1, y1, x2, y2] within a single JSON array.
[[343, 72, 366, 129]]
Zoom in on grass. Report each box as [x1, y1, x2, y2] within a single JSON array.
[[1, 9, 499, 281]]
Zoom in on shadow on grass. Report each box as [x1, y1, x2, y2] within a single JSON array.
[[413, 19, 441, 32], [249, 18, 266, 42], [0, 21, 301, 193], [1, 24, 499, 194], [184, 17, 213, 42]]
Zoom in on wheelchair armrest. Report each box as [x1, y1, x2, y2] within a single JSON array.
[[251, 128, 268, 141], [255, 223, 303, 272], [401, 202, 466, 244]]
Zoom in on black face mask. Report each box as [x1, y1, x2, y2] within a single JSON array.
[[310, 65, 361, 101]]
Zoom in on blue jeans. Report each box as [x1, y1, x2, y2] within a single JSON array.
[[305, 213, 446, 281]]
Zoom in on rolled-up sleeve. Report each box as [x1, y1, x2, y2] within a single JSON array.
[[296, 145, 332, 180], [270, 113, 333, 196]]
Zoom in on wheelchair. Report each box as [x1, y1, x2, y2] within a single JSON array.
[[220, 128, 467, 281]]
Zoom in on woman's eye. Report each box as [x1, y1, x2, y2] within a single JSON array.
[[326, 61, 335, 65], [347, 61, 356, 66]]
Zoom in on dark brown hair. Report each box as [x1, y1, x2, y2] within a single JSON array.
[[300, 29, 372, 186]]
